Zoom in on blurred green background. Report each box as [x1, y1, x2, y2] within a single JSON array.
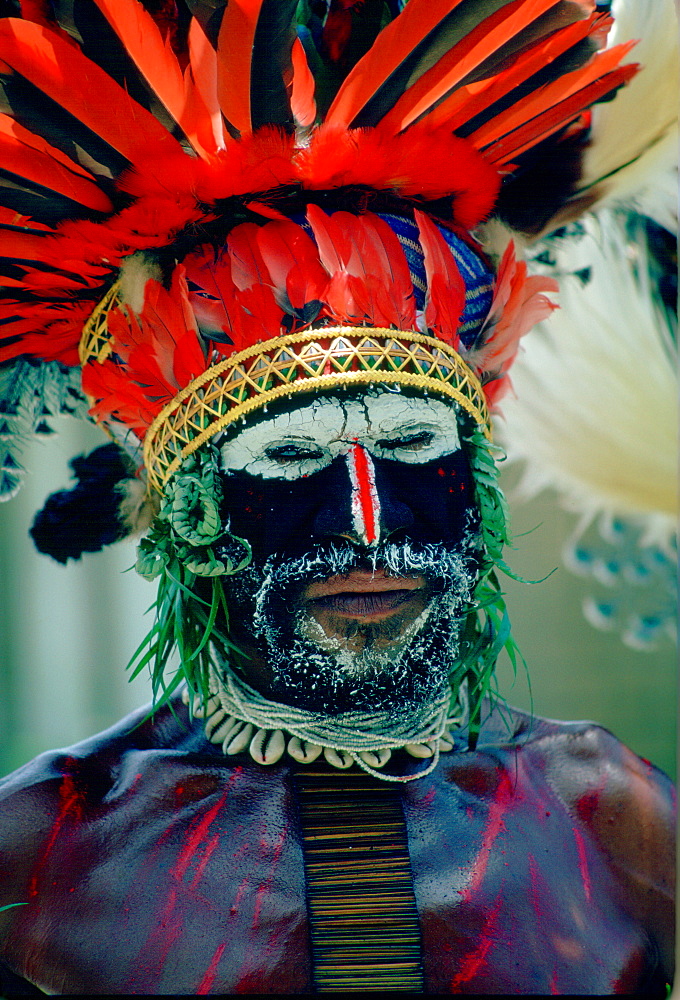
[[0, 420, 675, 780]]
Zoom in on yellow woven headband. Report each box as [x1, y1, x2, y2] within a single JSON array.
[[140, 328, 491, 495], [79, 292, 490, 494]]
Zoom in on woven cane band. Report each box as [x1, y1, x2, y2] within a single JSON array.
[[142, 327, 490, 495], [79, 280, 121, 366]]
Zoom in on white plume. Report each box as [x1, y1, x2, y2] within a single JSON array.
[[577, 0, 679, 214], [497, 206, 677, 548]]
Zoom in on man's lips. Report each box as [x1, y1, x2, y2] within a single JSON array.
[[302, 570, 426, 620]]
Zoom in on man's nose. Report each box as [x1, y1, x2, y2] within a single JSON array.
[[312, 444, 414, 547]]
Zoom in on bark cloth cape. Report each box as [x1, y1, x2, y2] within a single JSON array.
[[0, 0, 672, 768]]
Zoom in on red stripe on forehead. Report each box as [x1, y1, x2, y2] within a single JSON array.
[[347, 444, 380, 546]]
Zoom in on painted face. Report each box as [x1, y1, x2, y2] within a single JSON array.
[[216, 390, 481, 713]]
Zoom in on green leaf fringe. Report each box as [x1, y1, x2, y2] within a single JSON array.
[[460, 418, 526, 748], [129, 446, 251, 711]]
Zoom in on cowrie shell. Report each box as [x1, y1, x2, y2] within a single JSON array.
[[196, 694, 221, 719], [324, 747, 353, 769], [438, 731, 455, 752], [358, 749, 392, 769], [405, 742, 435, 759], [208, 714, 245, 745], [204, 709, 229, 741], [250, 728, 286, 765], [223, 722, 254, 755], [287, 738, 323, 763]]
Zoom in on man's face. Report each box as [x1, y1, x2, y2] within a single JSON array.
[[216, 390, 480, 714]]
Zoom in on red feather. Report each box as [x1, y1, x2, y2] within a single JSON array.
[[0, 18, 183, 164], [305, 205, 365, 324], [188, 17, 225, 152], [466, 241, 557, 396], [414, 210, 465, 350], [351, 213, 416, 330], [216, 0, 264, 135], [91, 0, 218, 157], [472, 42, 637, 153], [325, 0, 465, 127], [290, 36, 316, 127], [381, 0, 558, 132], [109, 269, 206, 402], [0, 114, 113, 212], [255, 219, 328, 314], [420, 16, 598, 134], [321, 2, 364, 63], [183, 246, 241, 341], [227, 222, 271, 292], [84, 354, 163, 434], [298, 122, 499, 229]]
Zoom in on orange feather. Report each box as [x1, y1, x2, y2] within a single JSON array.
[[188, 17, 226, 152], [91, 0, 218, 158], [380, 0, 562, 133], [470, 42, 637, 151], [0, 18, 183, 165], [420, 16, 597, 134], [326, 0, 468, 127], [0, 114, 113, 212], [217, 0, 264, 135], [290, 36, 317, 127], [481, 64, 638, 166]]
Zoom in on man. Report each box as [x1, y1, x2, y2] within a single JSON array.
[[0, 385, 674, 994], [0, 0, 674, 993]]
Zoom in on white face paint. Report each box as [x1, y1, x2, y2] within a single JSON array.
[[219, 391, 461, 480]]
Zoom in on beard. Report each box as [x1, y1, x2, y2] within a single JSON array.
[[220, 530, 479, 717]]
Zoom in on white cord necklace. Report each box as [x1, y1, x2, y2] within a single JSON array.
[[185, 667, 469, 783]]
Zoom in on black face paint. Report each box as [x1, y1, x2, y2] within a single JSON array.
[[214, 442, 481, 713], [218, 446, 480, 562]]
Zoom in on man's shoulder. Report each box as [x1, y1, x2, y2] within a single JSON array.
[[481, 703, 675, 817], [478, 704, 675, 954], [0, 696, 211, 862]]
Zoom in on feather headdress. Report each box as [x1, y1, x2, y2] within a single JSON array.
[[0, 0, 661, 737], [0, 0, 639, 502]]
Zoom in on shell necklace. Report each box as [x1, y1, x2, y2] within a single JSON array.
[[185, 667, 469, 783]]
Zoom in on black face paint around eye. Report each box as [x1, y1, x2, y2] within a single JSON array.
[[218, 447, 480, 562]]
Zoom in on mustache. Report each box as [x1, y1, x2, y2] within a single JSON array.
[[256, 537, 478, 591]]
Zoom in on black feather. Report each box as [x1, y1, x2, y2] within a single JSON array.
[[250, 0, 299, 131], [30, 442, 136, 562]]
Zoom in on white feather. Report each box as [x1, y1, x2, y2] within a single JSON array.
[[578, 0, 679, 211], [496, 206, 678, 548]]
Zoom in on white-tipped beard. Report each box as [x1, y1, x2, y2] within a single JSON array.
[[223, 536, 479, 716]]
